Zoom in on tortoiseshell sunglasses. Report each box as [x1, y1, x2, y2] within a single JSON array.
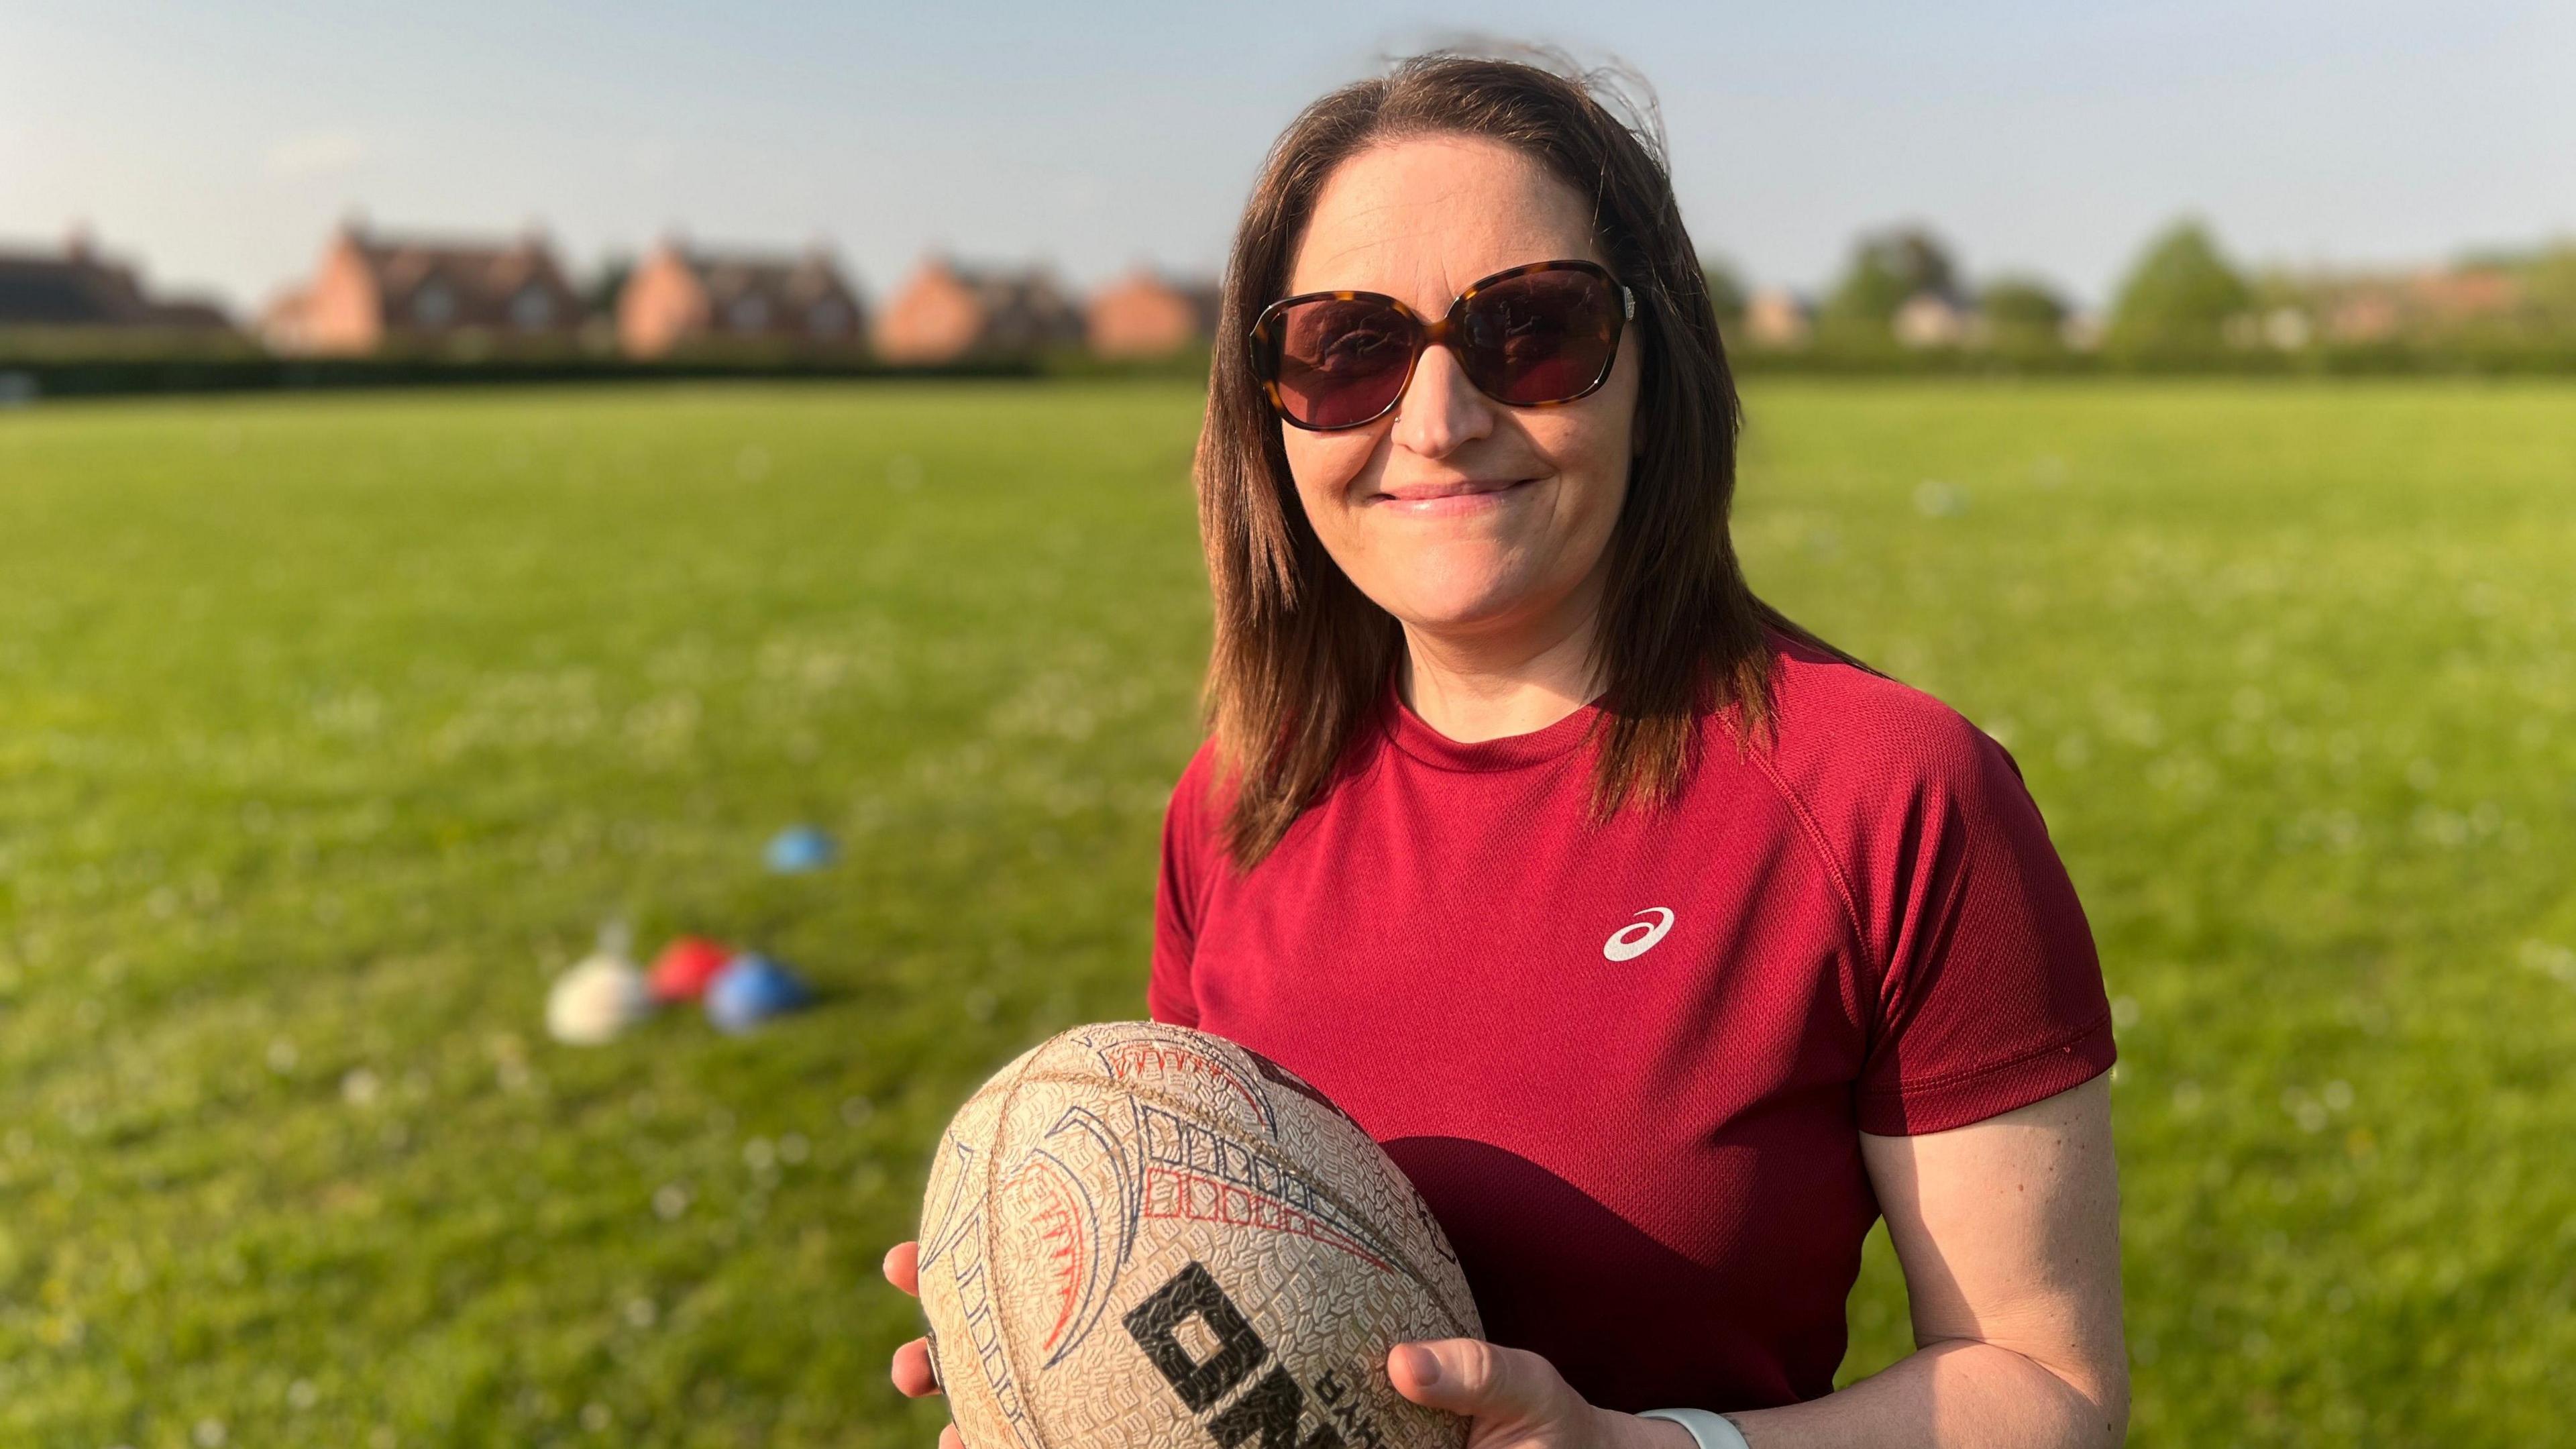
[[1248, 259, 1635, 431]]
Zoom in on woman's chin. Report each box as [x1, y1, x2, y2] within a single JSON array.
[[1381, 584, 1540, 637]]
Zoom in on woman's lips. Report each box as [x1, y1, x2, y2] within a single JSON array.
[[1366, 477, 1539, 515]]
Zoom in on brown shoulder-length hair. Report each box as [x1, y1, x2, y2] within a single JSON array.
[[1197, 50, 1845, 868]]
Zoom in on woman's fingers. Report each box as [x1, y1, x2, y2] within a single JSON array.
[[885, 1244, 945, 1409], [940, 1425, 965, 1449], [883, 1240, 921, 1297], [1388, 1338, 1575, 1424], [892, 1336, 942, 1398]]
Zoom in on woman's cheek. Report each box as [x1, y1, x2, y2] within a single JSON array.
[[1285, 437, 1378, 539]]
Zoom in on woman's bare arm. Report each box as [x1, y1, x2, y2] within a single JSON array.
[[900, 1078, 2125, 1449], [1715, 1075, 2128, 1449]]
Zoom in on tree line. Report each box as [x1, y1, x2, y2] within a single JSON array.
[[1705, 219, 2576, 370]]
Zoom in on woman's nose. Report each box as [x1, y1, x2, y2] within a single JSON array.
[[1389, 343, 1495, 458]]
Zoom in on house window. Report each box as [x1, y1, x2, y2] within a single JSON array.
[[808, 300, 848, 335], [511, 288, 554, 330], [413, 282, 455, 327], [729, 296, 771, 331]]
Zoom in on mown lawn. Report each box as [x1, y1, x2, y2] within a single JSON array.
[[0, 379, 2568, 1446]]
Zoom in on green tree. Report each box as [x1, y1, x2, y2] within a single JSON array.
[[1980, 274, 2070, 352], [2521, 242, 2576, 328], [1699, 256, 1748, 327], [584, 256, 634, 320], [1821, 226, 1959, 343], [2107, 220, 2251, 357]]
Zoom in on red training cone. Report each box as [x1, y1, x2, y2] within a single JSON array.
[[649, 935, 737, 1004]]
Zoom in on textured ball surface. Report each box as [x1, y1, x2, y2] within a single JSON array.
[[917, 1022, 1480, 1449]]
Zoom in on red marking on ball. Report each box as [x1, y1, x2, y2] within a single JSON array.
[[1104, 1042, 1267, 1124], [1140, 1165, 1391, 1273], [1006, 1162, 1089, 1352]]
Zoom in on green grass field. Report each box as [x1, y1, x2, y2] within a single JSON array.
[[1, 379, 2569, 1446]]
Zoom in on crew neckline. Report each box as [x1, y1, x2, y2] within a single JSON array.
[[1383, 683, 1605, 773]]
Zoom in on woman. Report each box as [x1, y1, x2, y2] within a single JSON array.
[[888, 53, 2126, 1449]]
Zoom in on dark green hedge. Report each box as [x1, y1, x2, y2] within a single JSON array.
[[6, 337, 2575, 402], [0, 353, 1042, 400], [1729, 338, 2576, 378]]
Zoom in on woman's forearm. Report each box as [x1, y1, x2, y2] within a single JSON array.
[[1619, 1338, 2125, 1449]]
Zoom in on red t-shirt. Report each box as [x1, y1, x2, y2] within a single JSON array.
[[1148, 635, 2114, 1411]]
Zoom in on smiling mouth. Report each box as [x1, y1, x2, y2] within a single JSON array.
[[1368, 478, 1539, 507]]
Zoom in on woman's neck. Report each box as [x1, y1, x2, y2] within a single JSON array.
[[1396, 586, 1606, 744]]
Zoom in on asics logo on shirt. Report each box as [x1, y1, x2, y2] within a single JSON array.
[[1603, 908, 1676, 961]]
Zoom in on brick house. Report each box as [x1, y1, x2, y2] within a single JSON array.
[[1085, 268, 1219, 359], [873, 256, 1083, 364], [1740, 287, 1812, 348], [616, 239, 865, 358], [262, 221, 585, 356], [2322, 266, 2524, 343], [1892, 290, 1978, 348], [0, 226, 233, 331]]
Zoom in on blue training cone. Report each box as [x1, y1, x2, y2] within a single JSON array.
[[765, 826, 837, 873], [705, 953, 813, 1034]]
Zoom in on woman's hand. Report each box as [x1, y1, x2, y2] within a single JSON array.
[[882, 1240, 966, 1449], [1388, 1338, 1691, 1449], [888, 1255, 1686, 1449]]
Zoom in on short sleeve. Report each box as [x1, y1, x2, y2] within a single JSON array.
[[1148, 745, 1221, 1028], [1856, 720, 2115, 1135]]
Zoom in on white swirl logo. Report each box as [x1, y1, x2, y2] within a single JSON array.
[[1602, 908, 1676, 962]]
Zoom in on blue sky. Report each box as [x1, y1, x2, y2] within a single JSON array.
[[3, 1, 2571, 313]]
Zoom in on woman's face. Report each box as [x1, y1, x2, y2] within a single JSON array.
[[1280, 133, 1639, 647]]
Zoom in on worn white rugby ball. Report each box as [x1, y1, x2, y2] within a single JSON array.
[[544, 952, 651, 1046], [917, 1021, 1481, 1449]]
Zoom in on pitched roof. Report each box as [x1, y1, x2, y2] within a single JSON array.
[[341, 225, 582, 329], [1093, 268, 1219, 322], [931, 258, 1082, 346], [0, 237, 231, 329], [667, 245, 859, 316]]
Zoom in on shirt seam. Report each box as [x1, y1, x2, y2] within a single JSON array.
[[1741, 746, 1875, 982], [1856, 1006, 2115, 1097], [1381, 746, 1586, 775], [1382, 722, 1597, 774]]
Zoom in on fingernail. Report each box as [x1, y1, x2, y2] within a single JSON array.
[[1394, 1344, 1440, 1386]]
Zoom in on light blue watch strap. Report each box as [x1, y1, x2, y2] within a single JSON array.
[[1638, 1407, 1751, 1449]]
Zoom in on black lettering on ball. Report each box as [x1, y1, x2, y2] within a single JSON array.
[[1209, 1363, 1346, 1449], [1123, 1261, 1270, 1412]]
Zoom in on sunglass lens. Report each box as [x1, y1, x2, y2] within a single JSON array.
[[1460, 269, 1620, 406], [1271, 298, 1417, 427]]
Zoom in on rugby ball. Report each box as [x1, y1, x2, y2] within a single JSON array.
[[916, 1021, 1480, 1449], [544, 952, 651, 1045]]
